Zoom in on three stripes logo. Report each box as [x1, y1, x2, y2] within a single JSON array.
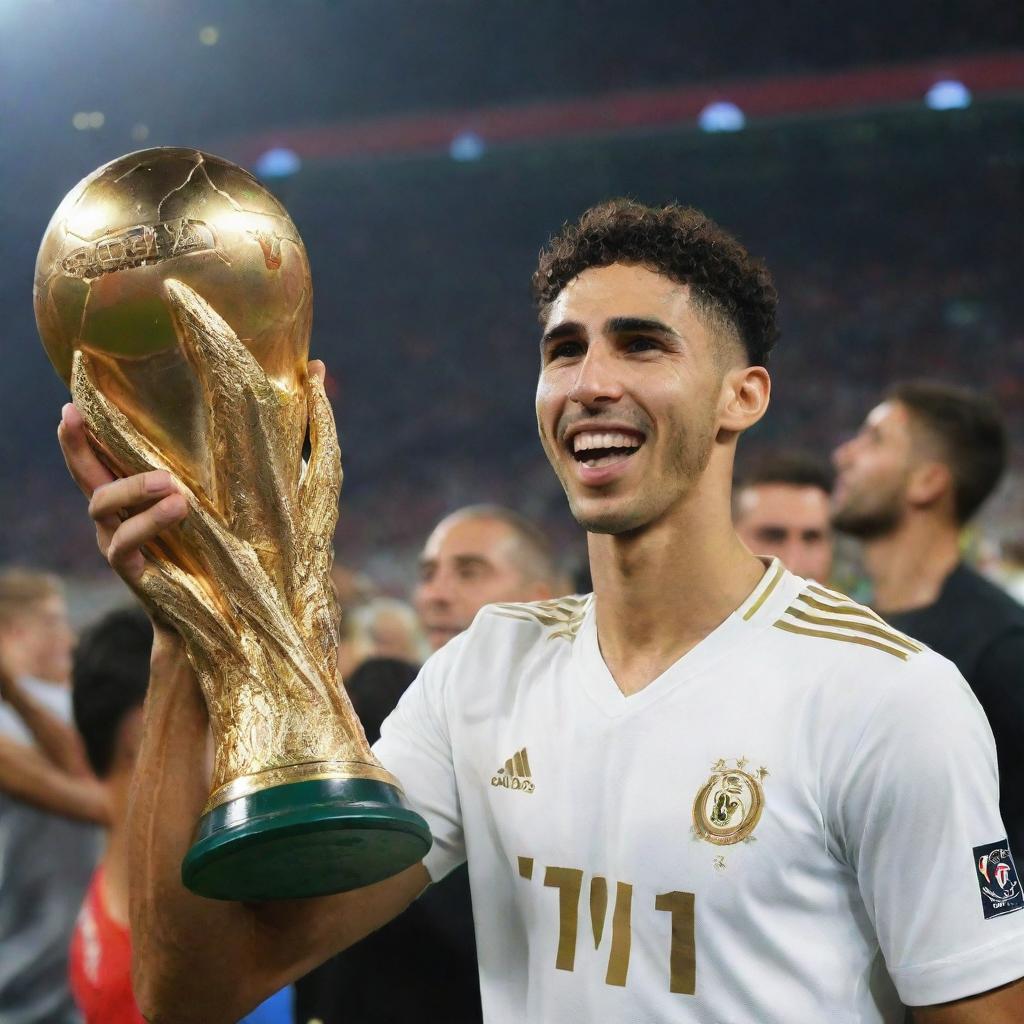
[[491, 748, 535, 794]]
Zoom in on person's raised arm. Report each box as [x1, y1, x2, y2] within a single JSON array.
[[0, 661, 94, 777], [59, 390, 429, 1024], [0, 732, 109, 822]]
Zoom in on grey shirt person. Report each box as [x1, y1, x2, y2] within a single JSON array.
[[0, 678, 100, 1024]]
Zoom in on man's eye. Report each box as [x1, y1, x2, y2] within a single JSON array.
[[548, 341, 583, 360], [626, 336, 659, 352]]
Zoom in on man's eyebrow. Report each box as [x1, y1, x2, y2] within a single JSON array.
[[453, 554, 491, 569], [540, 321, 584, 347], [605, 316, 681, 339], [541, 317, 682, 348]]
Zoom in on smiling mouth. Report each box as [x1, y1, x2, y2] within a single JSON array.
[[569, 430, 645, 469]]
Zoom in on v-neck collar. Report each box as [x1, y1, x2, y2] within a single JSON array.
[[571, 558, 800, 718]]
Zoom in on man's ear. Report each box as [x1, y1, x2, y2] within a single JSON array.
[[719, 366, 771, 434], [907, 460, 953, 511]]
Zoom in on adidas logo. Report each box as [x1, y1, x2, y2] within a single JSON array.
[[491, 748, 535, 794]]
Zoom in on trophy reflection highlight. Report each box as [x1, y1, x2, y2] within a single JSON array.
[[34, 148, 430, 900]]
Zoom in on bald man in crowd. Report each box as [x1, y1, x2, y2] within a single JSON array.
[[414, 504, 563, 650], [734, 451, 835, 583]]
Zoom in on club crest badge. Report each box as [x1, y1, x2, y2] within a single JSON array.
[[692, 757, 768, 846], [973, 841, 1023, 919]]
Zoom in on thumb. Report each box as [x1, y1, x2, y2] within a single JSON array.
[[308, 359, 327, 386]]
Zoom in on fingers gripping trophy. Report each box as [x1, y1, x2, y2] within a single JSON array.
[[34, 148, 431, 900]]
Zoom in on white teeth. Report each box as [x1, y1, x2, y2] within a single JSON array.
[[572, 430, 643, 453]]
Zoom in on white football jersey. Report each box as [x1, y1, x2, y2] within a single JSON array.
[[374, 561, 1024, 1022]]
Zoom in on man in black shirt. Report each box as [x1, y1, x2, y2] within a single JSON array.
[[832, 380, 1024, 857]]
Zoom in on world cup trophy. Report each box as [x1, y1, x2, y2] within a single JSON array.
[[34, 148, 431, 900]]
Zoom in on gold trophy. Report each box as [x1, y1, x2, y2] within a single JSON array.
[[34, 148, 431, 900]]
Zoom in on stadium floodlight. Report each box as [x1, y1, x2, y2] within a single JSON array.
[[254, 147, 302, 179], [698, 101, 746, 133], [449, 131, 486, 161], [925, 80, 972, 111]]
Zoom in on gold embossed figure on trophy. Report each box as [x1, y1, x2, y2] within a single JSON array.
[[34, 148, 431, 900]]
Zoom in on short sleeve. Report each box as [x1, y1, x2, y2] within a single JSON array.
[[373, 639, 466, 883], [829, 653, 1024, 1006]]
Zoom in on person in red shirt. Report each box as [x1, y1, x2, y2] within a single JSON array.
[[68, 608, 293, 1024]]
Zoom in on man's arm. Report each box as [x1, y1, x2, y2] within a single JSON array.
[[129, 632, 428, 1023], [59, 392, 429, 1024], [0, 664, 94, 776], [913, 977, 1024, 1022], [0, 732, 109, 822]]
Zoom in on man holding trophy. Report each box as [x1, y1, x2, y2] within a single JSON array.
[[46, 150, 1024, 1022]]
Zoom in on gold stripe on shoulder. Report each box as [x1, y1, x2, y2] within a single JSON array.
[[773, 619, 909, 661], [491, 595, 592, 641], [785, 608, 921, 653], [743, 562, 785, 622], [797, 591, 884, 622], [799, 586, 923, 651]]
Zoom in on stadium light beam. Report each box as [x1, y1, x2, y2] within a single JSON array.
[[254, 147, 302, 179], [449, 131, 486, 162], [925, 80, 972, 111], [698, 101, 746, 133]]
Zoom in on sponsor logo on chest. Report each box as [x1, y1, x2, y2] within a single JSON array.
[[491, 747, 535, 794]]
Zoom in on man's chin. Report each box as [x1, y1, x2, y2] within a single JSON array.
[[569, 498, 651, 536], [830, 505, 901, 541], [426, 625, 465, 651]]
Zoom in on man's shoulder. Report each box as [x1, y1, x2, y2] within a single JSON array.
[[771, 578, 939, 671], [478, 593, 594, 642]]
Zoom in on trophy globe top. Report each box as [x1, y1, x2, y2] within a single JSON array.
[[34, 147, 311, 388]]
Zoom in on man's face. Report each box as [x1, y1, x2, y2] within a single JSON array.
[[535, 263, 725, 535], [414, 516, 541, 651], [831, 401, 914, 539], [0, 594, 74, 684], [735, 484, 833, 582]]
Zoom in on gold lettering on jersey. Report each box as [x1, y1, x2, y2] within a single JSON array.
[[655, 891, 697, 995], [589, 877, 608, 947], [605, 881, 633, 987], [524, 858, 693, 994], [692, 757, 766, 846], [543, 866, 584, 971]]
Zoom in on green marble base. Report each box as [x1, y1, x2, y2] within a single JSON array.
[[181, 776, 432, 901]]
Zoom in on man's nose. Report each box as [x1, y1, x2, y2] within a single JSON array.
[[832, 437, 854, 469], [416, 574, 451, 608], [568, 347, 624, 407]]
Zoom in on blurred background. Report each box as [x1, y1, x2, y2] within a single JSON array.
[[3, 0, 1023, 613]]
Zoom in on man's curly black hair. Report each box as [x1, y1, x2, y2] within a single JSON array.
[[532, 199, 779, 366]]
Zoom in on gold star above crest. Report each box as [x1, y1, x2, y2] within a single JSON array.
[[736, 756, 748, 771], [757, 766, 770, 781], [712, 758, 727, 772]]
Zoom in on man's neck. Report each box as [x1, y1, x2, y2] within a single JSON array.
[[862, 515, 961, 615], [588, 495, 764, 697]]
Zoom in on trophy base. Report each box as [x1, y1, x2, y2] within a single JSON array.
[[181, 776, 432, 901]]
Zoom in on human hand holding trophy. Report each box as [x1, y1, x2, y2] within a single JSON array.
[[36, 148, 431, 901]]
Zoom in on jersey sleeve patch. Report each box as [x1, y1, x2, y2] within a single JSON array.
[[974, 841, 1023, 919]]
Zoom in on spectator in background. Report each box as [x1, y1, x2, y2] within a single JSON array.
[[832, 380, 1024, 855], [349, 597, 427, 667], [0, 568, 103, 1024], [69, 607, 294, 1024], [414, 504, 562, 651], [733, 450, 835, 582]]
